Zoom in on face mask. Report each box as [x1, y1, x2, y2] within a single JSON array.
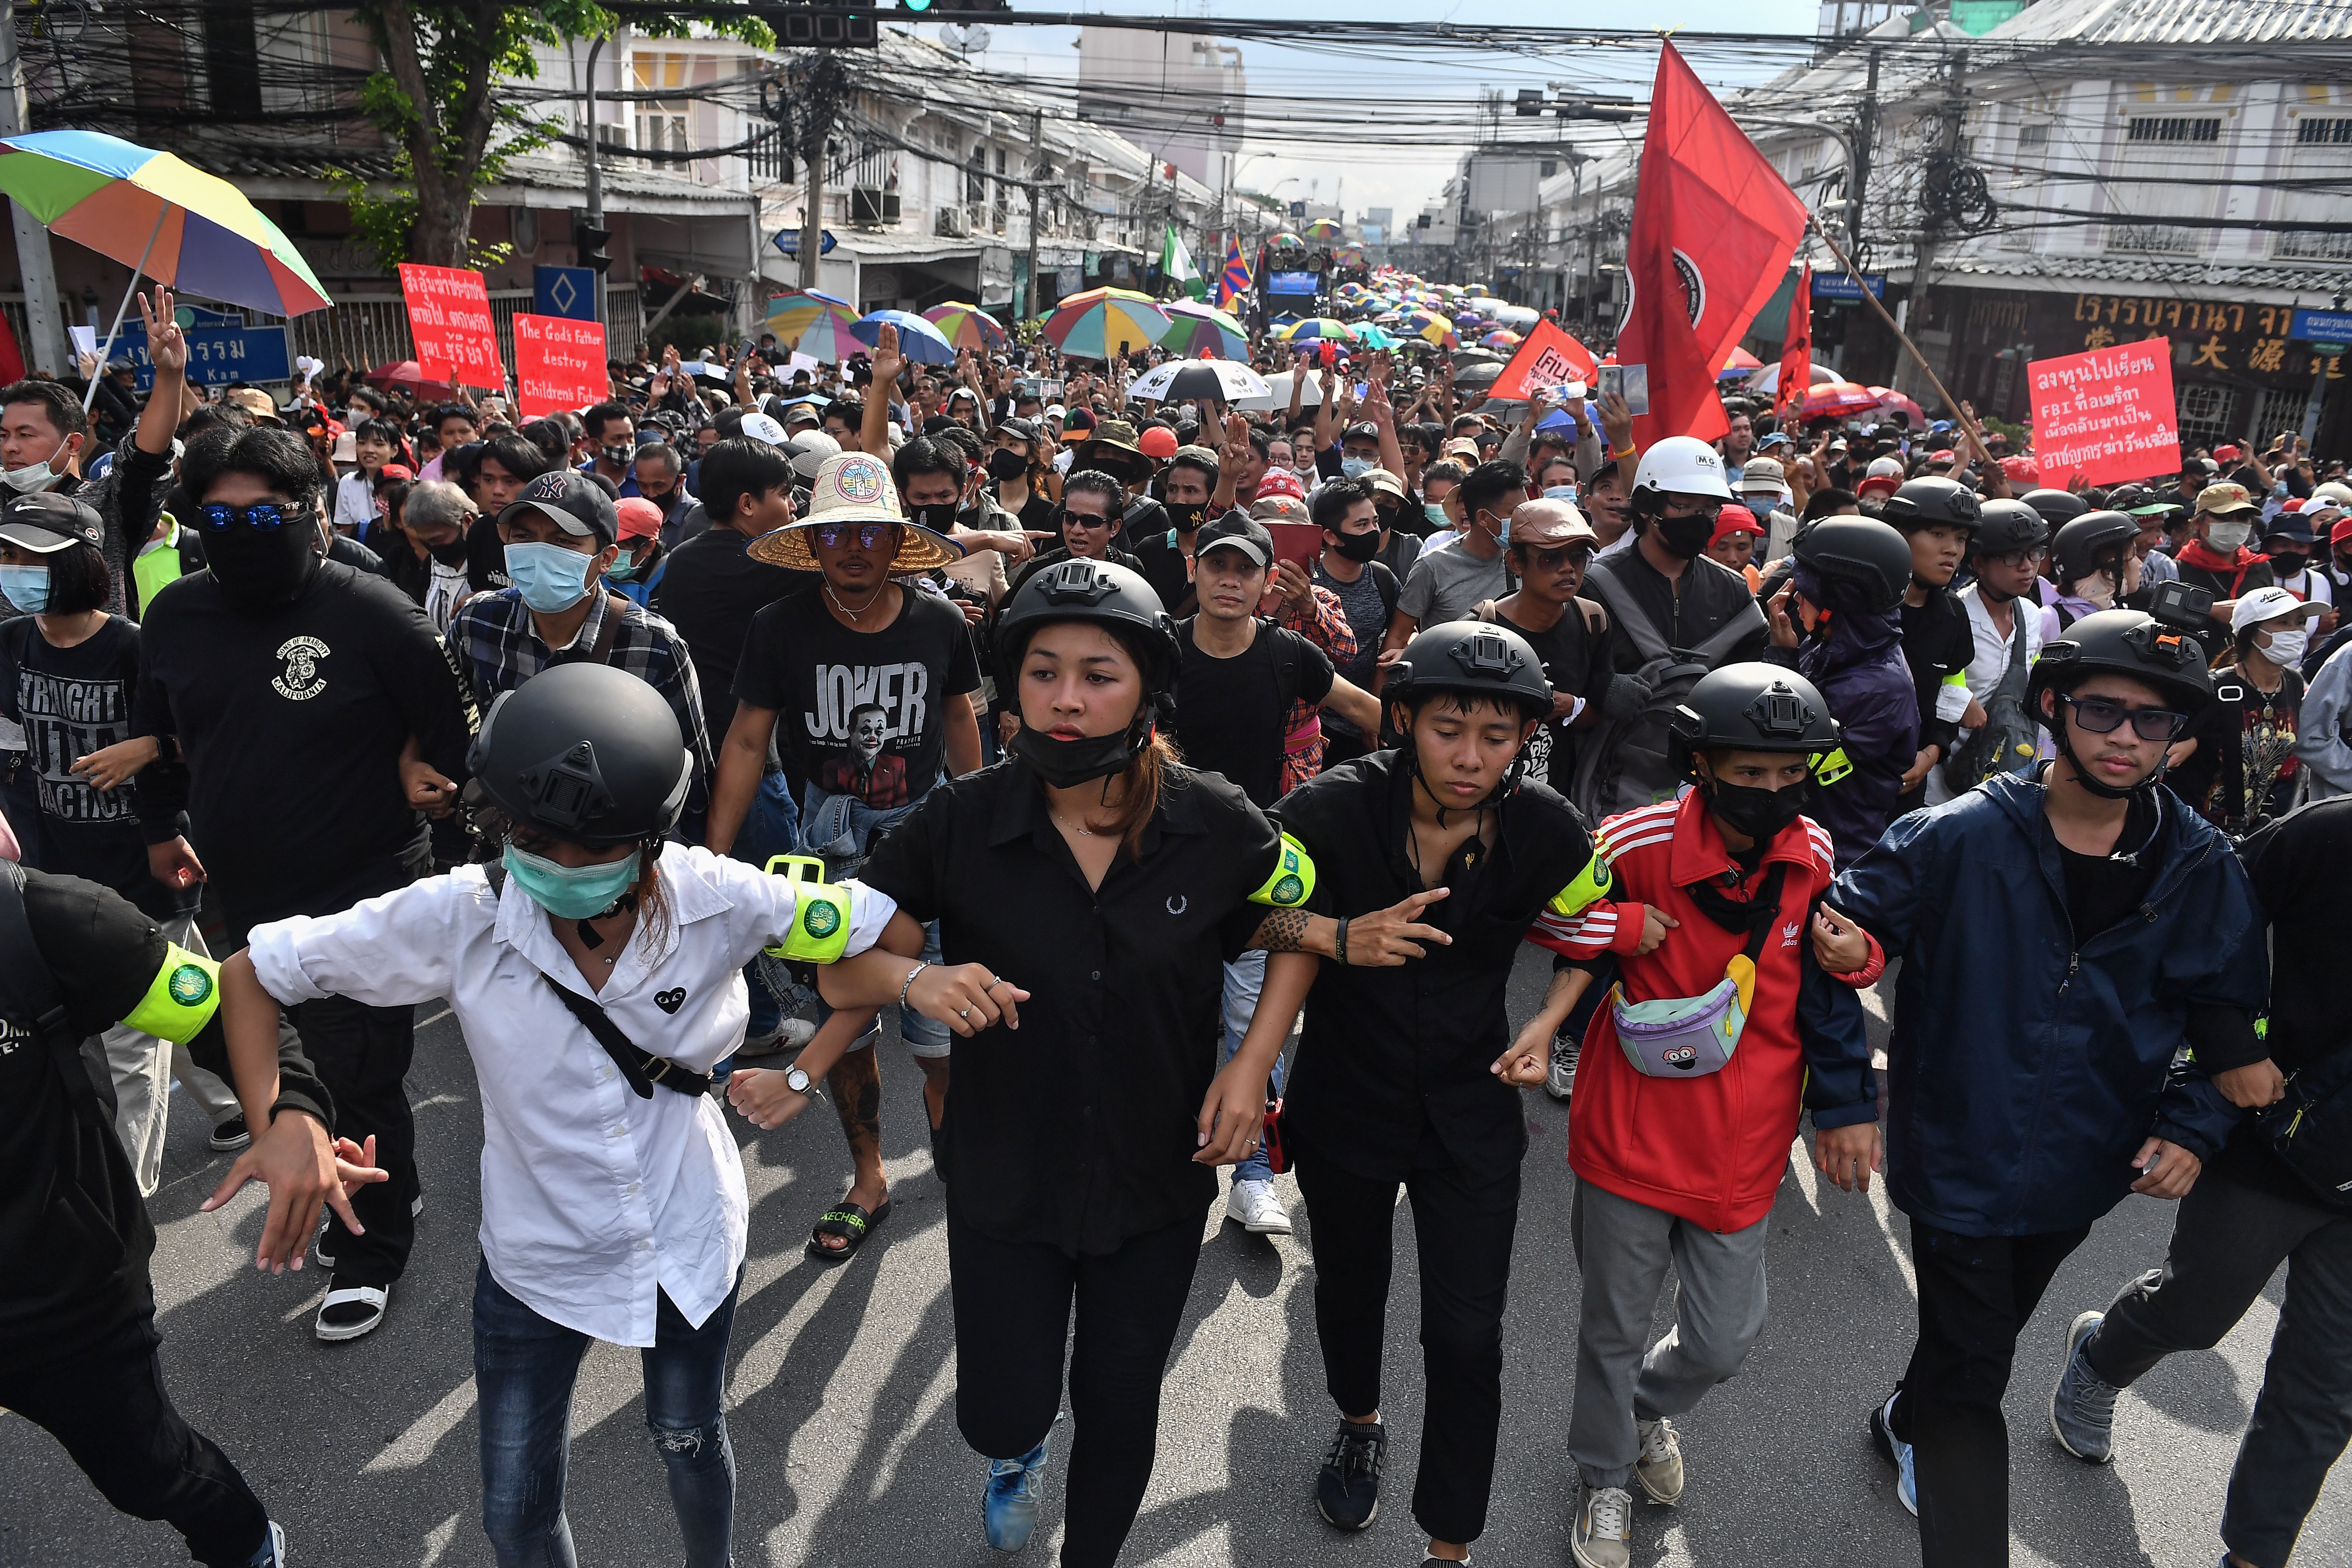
[[1340, 455, 1375, 480], [1167, 501, 1209, 534], [2076, 570, 2115, 610], [0, 458, 65, 494], [429, 537, 472, 567], [600, 443, 633, 468], [208, 514, 324, 612], [1332, 528, 1380, 563], [1705, 775, 1810, 844], [988, 448, 1029, 482], [1656, 512, 1715, 559], [1481, 509, 1511, 547], [1425, 501, 1451, 529], [2207, 520, 2252, 553], [2270, 550, 2310, 578], [1543, 484, 1579, 503], [0, 562, 49, 614], [1746, 498, 1777, 525], [504, 540, 596, 613], [501, 842, 641, 921], [2264, 627, 2308, 667], [908, 501, 958, 533], [1008, 720, 1137, 788]]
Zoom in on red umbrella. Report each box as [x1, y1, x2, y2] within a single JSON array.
[[1721, 346, 1763, 372], [1869, 386, 1926, 426], [1801, 380, 1883, 420], [361, 360, 459, 399]]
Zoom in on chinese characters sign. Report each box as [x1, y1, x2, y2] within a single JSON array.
[[512, 313, 608, 418], [2029, 338, 2180, 487], [398, 264, 504, 388], [2066, 296, 2339, 382]]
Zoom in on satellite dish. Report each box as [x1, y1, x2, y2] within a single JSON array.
[[966, 25, 994, 53], [941, 22, 992, 54]]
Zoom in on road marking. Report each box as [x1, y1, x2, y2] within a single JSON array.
[[418, 1007, 454, 1029], [362, 1377, 477, 1473]]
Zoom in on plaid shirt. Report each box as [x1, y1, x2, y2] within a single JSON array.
[[1277, 583, 1358, 795], [447, 588, 716, 811]]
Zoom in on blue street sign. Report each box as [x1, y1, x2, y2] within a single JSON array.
[[173, 305, 242, 329], [770, 228, 839, 257], [2289, 308, 2352, 344], [534, 264, 599, 321], [112, 324, 293, 390], [1813, 272, 1886, 302]]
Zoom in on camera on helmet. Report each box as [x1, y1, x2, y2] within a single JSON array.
[[2147, 579, 2214, 634]]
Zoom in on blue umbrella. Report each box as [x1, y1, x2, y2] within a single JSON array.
[[850, 308, 956, 365]]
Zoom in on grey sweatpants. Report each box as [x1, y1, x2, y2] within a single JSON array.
[[1568, 1179, 1771, 1490]]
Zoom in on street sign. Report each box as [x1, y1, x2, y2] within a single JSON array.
[[1813, 272, 1886, 302], [111, 324, 293, 390], [2315, 341, 2350, 358], [1288, 201, 1307, 218], [2289, 308, 2352, 343], [533, 264, 598, 321], [771, 228, 839, 257]]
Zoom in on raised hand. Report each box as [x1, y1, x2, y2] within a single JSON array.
[[871, 322, 906, 391]]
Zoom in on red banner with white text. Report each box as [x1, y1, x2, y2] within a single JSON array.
[[513, 313, 610, 419], [2028, 339, 2180, 487], [398, 263, 504, 389]]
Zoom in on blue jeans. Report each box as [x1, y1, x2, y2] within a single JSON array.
[[799, 783, 950, 1056], [474, 1259, 740, 1568], [1219, 951, 1284, 1184], [731, 770, 803, 1038]]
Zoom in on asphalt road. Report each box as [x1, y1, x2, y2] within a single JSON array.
[[6, 950, 2345, 1567]]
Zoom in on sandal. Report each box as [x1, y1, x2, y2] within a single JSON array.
[[806, 1199, 892, 1263], [315, 1279, 391, 1342]]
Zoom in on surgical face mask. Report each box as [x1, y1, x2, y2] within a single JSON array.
[[504, 540, 596, 613], [0, 458, 66, 494], [1425, 501, 1451, 529], [2206, 519, 2253, 553], [1543, 484, 1579, 503], [501, 842, 641, 920], [2263, 627, 2308, 667], [1480, 509, 1510, 547], [1331, 528, 1381, 563], [600, 443, 633, 468], [1704, 773, 1810, 844], [0, 562, 49, 614], [1340, 455, 1375, 480]]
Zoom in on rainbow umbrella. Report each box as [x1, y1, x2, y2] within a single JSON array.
[[1042, 286, 1171, 359], [1482, 329, 1523, 349], [1279, 317, 1358, 345], [851, 308, 956, 365], [1355, 324, 1401, 351], [922, 300, 1008, 352], [1723, 346, 1763, 372], [1266, 230, 1305, 250], [1160, 299, 1249, 359], [1304, 219, 1345, 242], [1334, 242, 1368, 268], [1399, 311, 1458, 349], [767, 288, 858, 340]]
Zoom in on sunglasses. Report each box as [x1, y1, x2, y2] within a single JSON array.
[[2058, 693, 2190, 742], [1520, 544, 1593, 571], [197, 501, 300, 531], [812, 522, 898, 550], [1063, 511, 1113, 530]]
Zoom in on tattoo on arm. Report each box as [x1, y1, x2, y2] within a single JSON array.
[[826, 1046, 883, 1155], [1251, 908, 1312, 952]]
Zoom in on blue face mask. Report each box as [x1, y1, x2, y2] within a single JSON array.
[[504, 541, 597, 613], [1543, 484, 1579, 503], [1482, 509, 1511, 547], [0, 562, 49, 614], [501, 842, 641, 920], [1340, 455, 1375, 480], [1425, 501, 1450, 529]]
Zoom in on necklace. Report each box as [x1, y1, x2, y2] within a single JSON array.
[[1050, 809, 1109, 838], [825, 583, 882, 623]]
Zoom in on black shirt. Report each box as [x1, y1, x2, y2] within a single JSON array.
[[132, 561, 474, 939], [857, 757, 1283, 1253], [2057, 788, 2160, 941], [2232, 800, 2352, 1206], [2170, 666, 2303, 835], [732, 583, 982, 810], [1899, 586, 1975, 758], [650, 526, 816, 762], [1171, 617, 1335, 808], [1274, 750, 1599, 1183], [1490, 599, 1615, 793]]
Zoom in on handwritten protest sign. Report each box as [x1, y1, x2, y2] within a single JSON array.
[[513, 313, 609, 418], [1489, 320, 1598, 404], [2028, 339, 2180, 487], [398, 264, 504, 388]]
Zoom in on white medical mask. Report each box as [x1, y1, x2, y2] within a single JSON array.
[[1, 458, 65, 494], [2263, 627, 2308, 667], [1340, 455, 1375, 480], [2206, 519, 2252, 553], [1543, 484, 1579, 502]]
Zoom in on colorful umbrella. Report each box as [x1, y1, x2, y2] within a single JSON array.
[[921, 301, 1008, 352], [1802, 380, 1884, 419], [1399, 311, 1458, 349], [1482, 329, 1523, 349], [1304, 219, 1345, 242], [1355, 324, 1401, 351], [1721, 346, 1764, 373], [1279, 318, 1358, 345], [1159, 299, 1250, 359], [766, 289, 858, 342], [1266, 230, 1305, 250], [851, 308, 956, 365], [1870, 386, 1927, 426], [1042, 287, 1171, 359], [1334, 242, 1368, 268]]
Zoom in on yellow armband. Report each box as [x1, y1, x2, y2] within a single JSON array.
[[122, 944, 221, 1045], [1812, 746, 1855, 787], [763, 855, 852, 964], [1546, 849, 1614, 918], [1249, 833, 1317, 908]]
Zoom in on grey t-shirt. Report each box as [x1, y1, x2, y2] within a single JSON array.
[[1398, 539, 1509, 630]]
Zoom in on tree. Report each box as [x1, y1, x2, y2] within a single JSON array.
[[336, 2, 769, 270]]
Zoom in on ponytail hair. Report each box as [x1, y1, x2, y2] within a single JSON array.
[[1107, 725, 1183, 861]]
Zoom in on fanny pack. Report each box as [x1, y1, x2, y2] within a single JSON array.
[[1610, 864, 1786, 1079]]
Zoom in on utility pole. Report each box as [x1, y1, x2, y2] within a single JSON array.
[[2301, 289, 2345, 451], [583, 35, 608, 325], [1023, 107, 1043, 321], [1850, 46, 1879, 270], [796, 52, 846, 293], [0, 0, 65, 374], [1903, 48, 1966, 362]]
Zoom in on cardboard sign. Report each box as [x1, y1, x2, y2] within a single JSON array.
[[513, 313, 609, 419], [398, 264, 504, 388], [2028, 339, 2180, 486], [1489, 321, 1598, 404]]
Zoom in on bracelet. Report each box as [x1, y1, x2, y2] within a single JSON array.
[[897, 961, 929, 1010], [1609, 444, 1636, 460], [1335, 916, 1350, 966]]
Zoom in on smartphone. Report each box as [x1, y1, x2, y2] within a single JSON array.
[[1597, 364, 1622, 402], [1266, 522, 1322, 572]]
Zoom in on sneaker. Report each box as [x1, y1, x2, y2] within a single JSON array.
[[1634, 1416, 1684, 1504], [1227, 1177, 1293, 1235], [1571, 1483, 1632, 1568], [983, 1436, 1050, 1551], [735, 1017, 818, 1059], [1870, 1392, 1917, 1517], [1315, 1419, 1385, 1530], [312, 1212, 334, 1271], [315, 1277, 389, 1342], [209, 1114, 251, 1152], [1547, 1034, 1581, 1101], [245, 1521, 287, 1568], [2050, 1310, 2120, 1464]]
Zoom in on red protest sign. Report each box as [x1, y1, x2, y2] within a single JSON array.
[[1489, 320, 1598, 403], [398, 263, 504, 388], [2028, 339, 2181, 487], [513, 313, 610, 419]]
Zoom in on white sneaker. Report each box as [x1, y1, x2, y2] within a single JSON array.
[[1226, 1178, 1292, 1235], [1547, 1035, 1581, 1100], [1571, 1483, 1632, 1568], [1634, 1416, 1684, 1503], [736, 1017, 818, 1059], [250, 1520, 288, 1568]]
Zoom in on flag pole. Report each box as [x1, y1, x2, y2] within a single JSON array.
[[1806, 218, 2004, 484]]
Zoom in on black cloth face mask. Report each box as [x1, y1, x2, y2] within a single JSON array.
[[988, 449, 1029, 482], [209, 516, 323, 612], [1008, 721, 1135, 788], [1166, 502, 1209, 534], [1331, 528, 1380, 563], [428, 538, 471, 566], [1655, 512, 1715, 560], [1703, 775, 1810, 844]]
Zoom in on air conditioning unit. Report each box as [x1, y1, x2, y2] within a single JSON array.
[[936, 206, 969, 238], [851, 188, 899, 225]]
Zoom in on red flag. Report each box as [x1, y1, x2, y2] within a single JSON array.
[[1618, 41, 1810, 449], [1775, 264, 1811, 420], [0, 309, 26, 386], [1489, 319, 1598, 403]]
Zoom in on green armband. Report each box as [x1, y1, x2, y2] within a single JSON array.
[[122, 944, 221, 1045], [1812, 746, 1855, 786], [1249, 833, 1317, 908], [763, 855, 852, 964], [1546, 849, 1614, 918]]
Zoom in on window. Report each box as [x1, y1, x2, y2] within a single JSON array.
[[2126, 116, 2221, 144], [2175, 381, 2238, 451], [1540, 160, 1557, 178], [967, 145, 988, 206], [2298, 117, 2352, 146], [2017, 123, 2049, 150], [631, 52, 691, 156]]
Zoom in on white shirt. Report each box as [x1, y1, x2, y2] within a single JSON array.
[[423, 557, 469, 633], [1925, 583, 2047, 806], [332, 470, 377, 537], [247, 844, 897, 1345]]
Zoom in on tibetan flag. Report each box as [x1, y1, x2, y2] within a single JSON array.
[[1776, 263, 1812, 420], [1216, 234, 1252, 309], [1161, 223, 1204, 301]]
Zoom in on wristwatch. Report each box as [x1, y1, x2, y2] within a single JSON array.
[[784, 1066, 813, 1096]]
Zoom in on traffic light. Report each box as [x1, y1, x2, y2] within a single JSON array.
[[777, 5, 879, 45], [575, 223, 612, 275], [904, 0, 931, 10]]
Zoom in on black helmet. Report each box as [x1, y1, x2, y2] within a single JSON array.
[[993, 557, 1180, 695], [2050, 510, 2140, 591], [1969, 498, 2050, 557], [2028, 607, 2212, 717], [1879, 475, 1980, 533], [468, 663, 691, 847], [1383, 620, 1554, 721], [1667, 663, 1841, 779], [2021, 487, 2090, 529], [1791, 516, 1914, 613]]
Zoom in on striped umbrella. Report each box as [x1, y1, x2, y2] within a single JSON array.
[[1266, 229, 1305, 250], [1279, 317, 1359, 345], [921, 300, 1008, 352], [1304, 219, 1345, 242], [1042, 286, 1172, 359], [767, 289, 859, 342], [1398, 311, 1458, 349], [1482, 329, 1523, 350], [1334, 242, 1368, 268], [1160, 299, 1250, 359], [851, 308, 956, 365]]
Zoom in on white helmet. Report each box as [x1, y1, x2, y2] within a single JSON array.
[[2313, 479, 2352, 507], [1631, 435, 1733, 504], [1866, 455, 1906, 480]]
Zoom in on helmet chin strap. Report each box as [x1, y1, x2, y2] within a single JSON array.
[[2050, 719, 2167, 801]]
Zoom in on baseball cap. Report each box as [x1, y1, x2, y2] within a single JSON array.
[[1249, 493, 1311, 523], [1043, 405, 1067, 423], [615, 497, 664, 542], [1442, 437, 1482, 463], [781, 402, 825, 430], [224, 387, 282, 425], [1710, 509, 1762, 547], [1063, 408, 1097, 434], [2332, 516, 2352, 547], [1195, 511, 1273, 570], [1253, 468, 1307, 504], [1139, 425, 1179, 460], [946, 386, 980, 407], [497, 468, 618, 546], [2263, 514, 2316, 545], [785, 430, 843, 479], [1513, 503, 1599, 550], [0, 490, 104, 553], [1928, 448, 1957, 464], [996, 416, 1040, 444], [1361, 467, 1407, 502], [2195, 482, 2257, 516], [1756, 431, 1792, 452], [739, 411, 792, 448], [2230, 584, 2325, 634], [1344, 420, 1381, 444], [2215, 443, 2243, 464]]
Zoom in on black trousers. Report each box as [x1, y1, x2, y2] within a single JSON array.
[[947, 1210, 1203, 1568], [1294, 1149, 1522, 1546], [2085, 1171, 2352, 1568], [1889, 1219, 2092, 1568], [292, 994, 417, 1284], [0, 1320, 271, 1567]]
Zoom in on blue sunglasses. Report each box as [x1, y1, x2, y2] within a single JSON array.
[[196, 502, 299, 532]]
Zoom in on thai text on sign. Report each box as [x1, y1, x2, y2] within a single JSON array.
[[2028, 338, 2180, 487], [398, 264, 504, 387]]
